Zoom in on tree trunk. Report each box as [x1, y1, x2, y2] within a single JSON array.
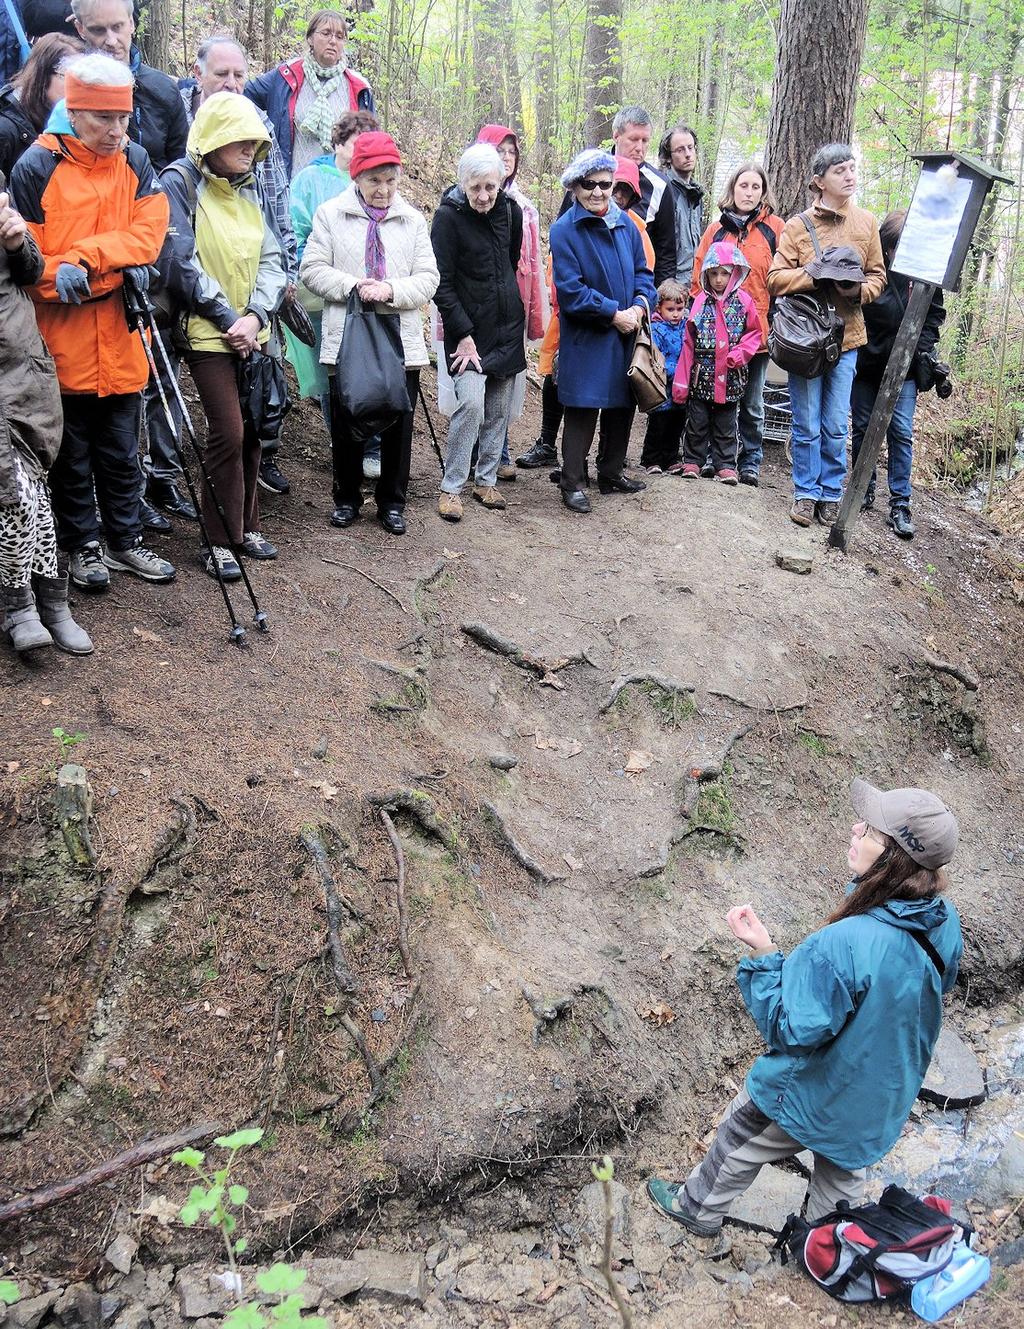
[[139, 0, 172, 74], [582, 0, 622, 149], [764, 0, 870, 220], [473, 0, 521, 129]]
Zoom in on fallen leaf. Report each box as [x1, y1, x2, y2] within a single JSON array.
[[534, 732, 555, 750], [562, 740, 583, 758], [5, 760, 20, 774], [40, 696, 52, 707], [442, 547, 464, 560], [660, 946, 675, 962], [132, 625, 163, 644], [507, 591, 527, 605], [638, 1000, 677, 1027], [139, 766, 152, 779], [137, 1195, 179, 1226], [463, 1006, 476, 1019], [535, 1282, 561, 1305], [538, 672, 565, 690], [625, 749, 654, 774], [563, 853, 583, 871]]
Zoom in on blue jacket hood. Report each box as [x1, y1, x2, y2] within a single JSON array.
[[868, 895, 951, 933]]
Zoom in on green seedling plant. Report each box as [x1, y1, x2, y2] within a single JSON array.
[[223, 1265, 327, 1329], [52, 727, 86, 760], [0, 1281, 19, 1308]]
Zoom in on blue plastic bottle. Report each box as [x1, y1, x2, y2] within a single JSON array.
[[911, 1246, 991, 1322]]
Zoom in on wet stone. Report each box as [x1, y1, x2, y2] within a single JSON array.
[[489, 753, 518, 771], [8, 1292, 59, 1329], [919, 1026, 986, 1109]]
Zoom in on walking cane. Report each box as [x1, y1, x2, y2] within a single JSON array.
[[417, 380, 445, 474], [122, 273, 269, 645]]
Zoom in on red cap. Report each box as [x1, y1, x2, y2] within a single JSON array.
[[349, 131, 401, 178], [613, 155, 640, 200]]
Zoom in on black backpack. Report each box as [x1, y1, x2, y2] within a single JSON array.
[[767, 214, 845, 379], [775, 1184, 970, 1304]]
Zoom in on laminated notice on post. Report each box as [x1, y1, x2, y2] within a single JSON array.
[[892, 165, 973, 286]]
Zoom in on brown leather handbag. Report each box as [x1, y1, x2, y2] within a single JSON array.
[[627, 297, 668, 413]]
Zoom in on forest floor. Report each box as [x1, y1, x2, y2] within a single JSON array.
[[2, 372, 1024, 1327]]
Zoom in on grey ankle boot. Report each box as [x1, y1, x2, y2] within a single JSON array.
[[34, 574, 94, 655], [2, 583, 52, 652]]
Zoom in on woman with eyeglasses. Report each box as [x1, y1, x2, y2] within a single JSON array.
[[548, 148, 657, 514], [647, 776, 962, 1238]]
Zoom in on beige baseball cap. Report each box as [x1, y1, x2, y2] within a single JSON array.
[[850, 777, 959, 869]]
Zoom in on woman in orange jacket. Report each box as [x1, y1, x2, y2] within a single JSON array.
[[11, 52, 172, 591], [691, 161, 784, 486]]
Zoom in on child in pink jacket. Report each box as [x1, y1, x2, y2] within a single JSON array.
[[673, 242, 762, 484]]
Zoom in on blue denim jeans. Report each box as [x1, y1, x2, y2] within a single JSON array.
[[788, 349, 857, 502], [850, 375, 916, 502], [738, 352, 769, 475]]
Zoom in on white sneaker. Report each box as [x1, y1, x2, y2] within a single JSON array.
[[104, 542, 176, 583], [203, 545, 242, 582]]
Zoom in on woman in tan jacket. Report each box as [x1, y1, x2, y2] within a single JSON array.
[[767, 145, 885, 527]]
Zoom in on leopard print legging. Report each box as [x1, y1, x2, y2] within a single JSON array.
[[0, 451, 59, 589]]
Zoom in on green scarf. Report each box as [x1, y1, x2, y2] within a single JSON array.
[[299, 56, 347, 151]]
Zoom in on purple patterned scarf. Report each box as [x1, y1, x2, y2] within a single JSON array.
[[359, 198, 389, 280]]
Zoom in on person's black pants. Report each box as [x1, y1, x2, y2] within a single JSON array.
[[641, 405, 686, 467], [560, 404, 634, 491], [51, 392, 143, 553], [541, 373, 563, 449], [330, 369, 418, 511], [683, 398, 740, 472]]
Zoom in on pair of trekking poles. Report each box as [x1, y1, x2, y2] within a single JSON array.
[[123, 270, 268, 647]]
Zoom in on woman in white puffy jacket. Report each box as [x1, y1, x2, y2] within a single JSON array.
[[300, 130, 438, 536]]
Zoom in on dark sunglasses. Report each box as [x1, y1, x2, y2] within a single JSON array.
[[579, 178, 614, 192]]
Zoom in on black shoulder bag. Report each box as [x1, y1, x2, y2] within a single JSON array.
[[767, 213, 846, 380]]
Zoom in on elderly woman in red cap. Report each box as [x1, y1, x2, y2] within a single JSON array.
[[300, 130, 438, 535]]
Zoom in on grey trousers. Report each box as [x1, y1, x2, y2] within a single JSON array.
[[682, 1086, 866, 1224], [441, 370, 515, 493]]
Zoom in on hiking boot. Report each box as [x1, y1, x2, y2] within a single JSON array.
[[438, 492, 463, 522], [516, 438, 557, 468], [645, 1179, 722, 1237], [2, 584, 52, 652], [789, 498, 815, 527], [740, 471, 759, 488], [473, 485, 506, 510], [861, 480, 876, 512], [149, 477, 197, 520], [242, 531, 277, 559], [887, 502, 916, 539], [203, 545, 242, 582], [34, 575, 93, 654], [258, 458, 290, 494], [496, 463, 517, 482], [700, 460, 715, 478], [815, 499, 840, 526], [69, 541, 110, 591], [104, 542, 176, 583], [715, 468, 739, 485], [139, 496, 172, 533]]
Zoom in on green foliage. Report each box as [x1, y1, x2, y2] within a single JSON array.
[[797, 731, 829, 758], [52, 726, 86, 759], [0, 1282, 19, 1307], [591, 1154, 615, 1183]]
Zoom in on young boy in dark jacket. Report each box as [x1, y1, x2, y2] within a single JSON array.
[[673, 242, 761, 484], [640, 277, 688, 473]]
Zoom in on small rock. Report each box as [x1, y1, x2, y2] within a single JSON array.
[[992, 1236, 1024, 1268], [978, 1132, 1024, 1206], [774, 548, 813, 575], [725, 1164, 807, 1231], [454, 1262, 545, 1304], [630, 1240, 669, 1276], [53, 1284, 102, 1329], [9, 1293, 59, 1329], [174, 1273, 223, 1322], [299, 1259, 365, 1300], [708, 1267, 754, 1290], [489, 753, 518, 771], [918, 1026, 986, 1109], [370, 1008, 388, 1023], [424, 1243, 446, 1271], [351, 1251, 427, 1306], [99, 1297, 124, 1325], [112, 1306, 152, 1329], [312, 737, 329, 760], [574, 1180, 631, 1247], [104, 1235, 139, 1277]]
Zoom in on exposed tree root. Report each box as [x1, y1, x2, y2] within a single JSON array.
[[461, 620, 593, 686], [413, 558, 449, 625], [320, 556, 408, 614], [919, 650, 980, 692], [0, 1121, 223, 1225], [679, 721, 756, 836], [600, 673, 696, 714], [364, 788, 460, 854], [483, 801, 564, 884], [378, 809, 414, 981], [134, 797, 196, 895], [54, 762, 95, 867], [708, 685, 806, 712]]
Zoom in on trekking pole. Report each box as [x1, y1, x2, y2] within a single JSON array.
[[124, 274, 269, 635], [417, 379, 445, 474], [123, 279, 249, 646]]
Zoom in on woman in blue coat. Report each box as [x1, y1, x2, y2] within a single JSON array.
[[647, 776, 963, 1235], [549, 148, 657, 514]]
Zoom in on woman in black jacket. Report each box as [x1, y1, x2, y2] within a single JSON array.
[[0, 32, 83, 179], [851, 209, 945, 540], [430, 142, 526, 522]]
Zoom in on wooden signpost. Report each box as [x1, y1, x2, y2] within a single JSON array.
[[829, 151, 1013, 551]]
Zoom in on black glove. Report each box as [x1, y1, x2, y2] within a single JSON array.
[[123, 265, 151, 296], [55, 262, 91, 305]]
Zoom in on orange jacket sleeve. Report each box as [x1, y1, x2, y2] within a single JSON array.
[[690, 225, 715, 301]]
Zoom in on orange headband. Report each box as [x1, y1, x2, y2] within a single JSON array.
[[65, 71, 133, 113]]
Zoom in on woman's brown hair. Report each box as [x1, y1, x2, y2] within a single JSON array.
[[330, 109, 378, 148], [879, 208, 908, 259], [14, 32, 86, 133], [827, 832, 946, 925], [306, 9, 349, 40], [717, 159, 777, 215]]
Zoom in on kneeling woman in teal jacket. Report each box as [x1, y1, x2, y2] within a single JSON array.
[[648, 777, 962, 1234]]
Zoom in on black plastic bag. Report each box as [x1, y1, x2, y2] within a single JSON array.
[[278, 297, 316, 347], [333, 290, 409, 443], [236, 349, 292, 437]]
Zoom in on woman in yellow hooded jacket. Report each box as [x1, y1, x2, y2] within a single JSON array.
[[158, 91, 287, 582]]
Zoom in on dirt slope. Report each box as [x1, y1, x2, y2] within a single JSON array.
[[2, 376, 1023, 1324]]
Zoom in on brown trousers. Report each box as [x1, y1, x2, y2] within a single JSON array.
[[187, 351, 260, 547]]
